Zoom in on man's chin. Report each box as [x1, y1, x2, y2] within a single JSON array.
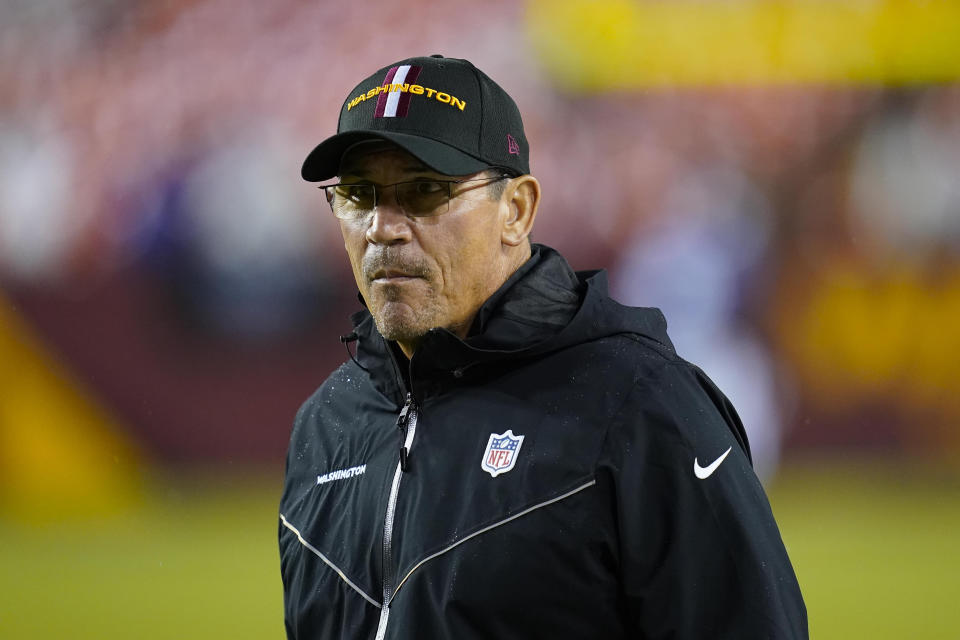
[[371, 303, 431, 344]]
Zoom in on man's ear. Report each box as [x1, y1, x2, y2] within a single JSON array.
[[501, 175, 540, 247]]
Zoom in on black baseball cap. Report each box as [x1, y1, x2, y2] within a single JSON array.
[[301, 55, 529, 181]]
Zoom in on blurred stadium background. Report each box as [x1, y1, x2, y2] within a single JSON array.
[[1, 0, 959, 637]]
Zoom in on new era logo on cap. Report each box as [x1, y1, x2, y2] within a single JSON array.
[[507, 133, 520, 155]]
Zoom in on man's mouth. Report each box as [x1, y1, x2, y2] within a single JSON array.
[[371, 269, 421, 283]]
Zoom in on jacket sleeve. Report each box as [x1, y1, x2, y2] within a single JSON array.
[[606, 358, 808, 639]]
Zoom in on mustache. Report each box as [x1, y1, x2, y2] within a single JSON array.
[[362, 248, 431, 280]]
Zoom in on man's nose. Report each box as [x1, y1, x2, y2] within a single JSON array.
[[365, 187, 411, 245]]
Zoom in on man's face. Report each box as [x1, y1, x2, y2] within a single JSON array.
[[337, 146, 508, 349]]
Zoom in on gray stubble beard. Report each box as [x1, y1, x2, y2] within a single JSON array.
[[369, 283, 442, 345]]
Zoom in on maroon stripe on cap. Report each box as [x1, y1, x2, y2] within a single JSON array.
[[393, 65, 422, 117], [374, 66, 400, 117]]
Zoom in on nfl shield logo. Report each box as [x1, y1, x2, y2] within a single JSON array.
[[481, 430, 525, 477]]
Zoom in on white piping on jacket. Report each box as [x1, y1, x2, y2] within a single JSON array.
[[389, 478, 598, 605], [279, 513, 382, 609]]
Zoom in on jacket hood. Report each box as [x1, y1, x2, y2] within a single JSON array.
[[348, 244, 674, 403]]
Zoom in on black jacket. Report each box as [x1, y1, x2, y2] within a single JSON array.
[[279, 245, 807, 639]]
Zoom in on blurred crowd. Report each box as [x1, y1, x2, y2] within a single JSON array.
[[2, 0, 958, 475]]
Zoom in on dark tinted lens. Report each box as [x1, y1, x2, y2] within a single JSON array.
[[337, 184, 375, 207], [331, 184, 375, 218], [397, 181, 449, 216]]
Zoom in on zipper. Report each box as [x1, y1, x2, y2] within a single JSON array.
[[396, 395, 412, 472], [375, 393, 418, 640]]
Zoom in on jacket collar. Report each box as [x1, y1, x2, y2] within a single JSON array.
[[348, 243, 673, 403]]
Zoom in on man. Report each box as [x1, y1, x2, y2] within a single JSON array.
[[279, 55, 807, 639]]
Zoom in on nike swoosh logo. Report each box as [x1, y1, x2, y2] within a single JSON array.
[[693, 446, 733, 479]]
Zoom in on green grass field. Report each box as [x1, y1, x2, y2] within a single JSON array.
[[1, 458, 957, 639], [768, 458, 960, 639]]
